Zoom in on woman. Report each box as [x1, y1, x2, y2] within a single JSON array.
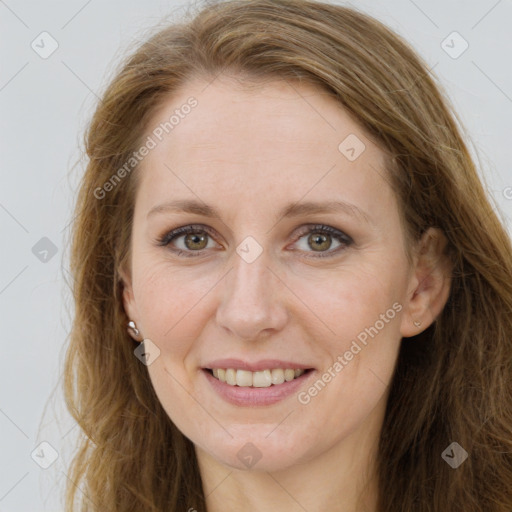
[[63, 0, 512, 510]]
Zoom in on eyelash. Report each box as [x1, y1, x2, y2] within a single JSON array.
[[156, 223, 353, 259]]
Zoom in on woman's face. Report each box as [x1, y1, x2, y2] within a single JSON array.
[[122, 75, 416, 472]]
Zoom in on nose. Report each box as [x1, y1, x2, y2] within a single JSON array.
[[215, 247, 288, 341]]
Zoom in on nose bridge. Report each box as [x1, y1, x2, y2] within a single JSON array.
[[232, 246, 270, 299], [216, 241, 286, 339]]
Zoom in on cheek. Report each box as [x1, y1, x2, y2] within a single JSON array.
[[292, 262, 406, 404], [291, 256, 407, 339], [133, 261, 214, 345]]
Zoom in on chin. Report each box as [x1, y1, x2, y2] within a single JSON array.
[[199, 430, 312, 472]]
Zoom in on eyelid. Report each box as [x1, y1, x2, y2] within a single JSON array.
[[291, 224, 353, 245], [157, 223, 353, 258], [156, 224, 219, 248]]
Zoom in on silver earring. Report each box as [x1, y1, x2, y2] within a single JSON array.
[[127, 320, 143, 341], [413, 320, 422, 328]]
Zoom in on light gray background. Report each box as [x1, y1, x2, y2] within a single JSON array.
[[1, 0, 511, 510]]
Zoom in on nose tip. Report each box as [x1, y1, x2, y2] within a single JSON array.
[[215, 251, 288, 341]]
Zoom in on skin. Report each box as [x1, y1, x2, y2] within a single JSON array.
[[121, 74, 452, 512]]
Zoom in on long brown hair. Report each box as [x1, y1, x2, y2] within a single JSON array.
[[63, 0, 512, 510]]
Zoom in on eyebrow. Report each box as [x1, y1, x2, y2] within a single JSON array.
[[147, 198, 371, 225]]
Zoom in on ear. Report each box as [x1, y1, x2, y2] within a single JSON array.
[[119, 264, 140, 332], [400, 227, 452, 338]]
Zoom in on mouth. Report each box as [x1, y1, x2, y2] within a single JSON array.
[[204, 367, 315, 387]]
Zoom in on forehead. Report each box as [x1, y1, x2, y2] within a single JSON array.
[[134, 75, 394, 224]]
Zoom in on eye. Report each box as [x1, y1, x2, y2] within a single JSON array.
[[156, 223, 353, 258], [156, 224, 218, 257], [290, 224, 353, 258]]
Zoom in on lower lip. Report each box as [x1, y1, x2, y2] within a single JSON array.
[[202, 369, 315, 406]]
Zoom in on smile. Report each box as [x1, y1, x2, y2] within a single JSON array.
[[207, 367, 310, 387]]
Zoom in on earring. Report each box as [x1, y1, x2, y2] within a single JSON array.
[[413, 320, 422, 328], [127, 320, 143, 342]]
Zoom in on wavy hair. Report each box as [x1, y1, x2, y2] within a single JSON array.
[[63, 0, 512, 510]]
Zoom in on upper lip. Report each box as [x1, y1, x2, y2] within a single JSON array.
[[203, 359, 314, 372]]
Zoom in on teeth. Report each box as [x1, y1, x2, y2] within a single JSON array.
[[284, 369, 295, 382], [235, 370, 253, 387], [210, 368, 306, 387], [252, 369, 272, 388], [225, 368, 237, 386], [271, 368, 285, 385]]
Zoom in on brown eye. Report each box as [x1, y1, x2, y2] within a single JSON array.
[[157, 225, 217, 257], [293, 224, 353, 258], [308, 232, 332, 252], [158, 223, 352, 259], [183, 232, 209, 250]]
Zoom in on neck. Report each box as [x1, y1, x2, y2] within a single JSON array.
[[195, 407, 383, 512]]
